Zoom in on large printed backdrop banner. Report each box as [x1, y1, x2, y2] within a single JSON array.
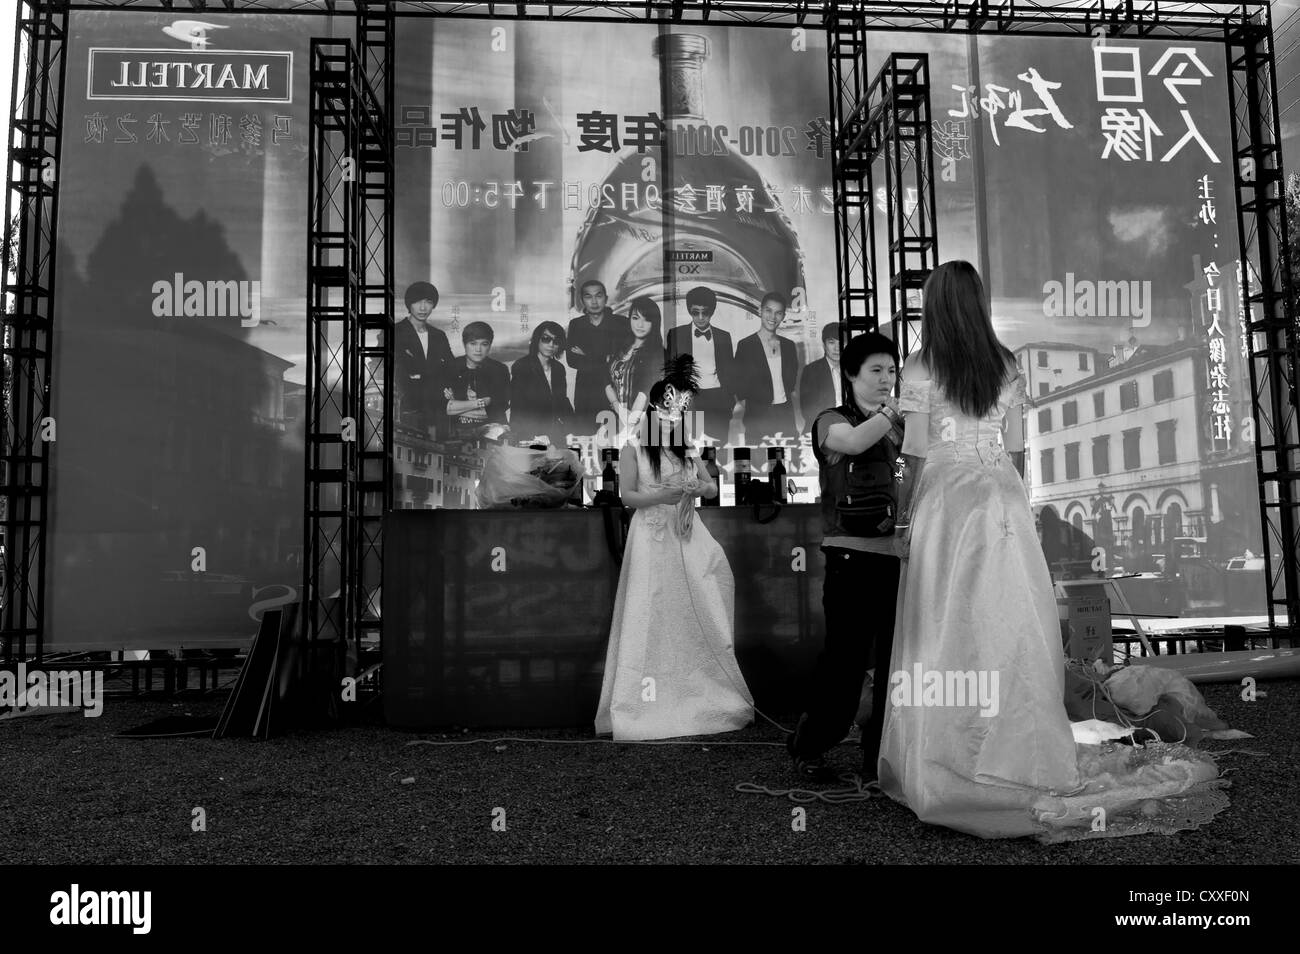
[[44, 13, 1267, 652], [393, 22, 1265, 618], [49, 12, 343, 651]]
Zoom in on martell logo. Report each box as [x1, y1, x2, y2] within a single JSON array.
[[87, 20, 292, 103]]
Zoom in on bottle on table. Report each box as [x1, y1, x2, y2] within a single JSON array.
[[601, 448, 619, 500], [733, 446, 752, 506], [768, 446, 787, 504], [700, 446, 720, 507]]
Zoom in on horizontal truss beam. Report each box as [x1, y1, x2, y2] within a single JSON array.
[[53, 1, 1267, 40]]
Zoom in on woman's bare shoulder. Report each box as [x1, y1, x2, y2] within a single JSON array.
[[903, 352, 931, 381]]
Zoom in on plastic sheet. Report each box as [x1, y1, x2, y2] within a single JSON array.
[[1104, 664, 1228, 730], [475, 445, 583, 510]]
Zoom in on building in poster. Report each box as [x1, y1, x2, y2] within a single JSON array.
[[1015, 341, 1105, 399], [1024, 337, 1208, 572]]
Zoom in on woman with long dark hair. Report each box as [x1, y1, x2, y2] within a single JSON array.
[[605, 297, 664, 435], [595, 355, 754, 740], [880, 261, 1225, 841], [509, 321, 574, 446]]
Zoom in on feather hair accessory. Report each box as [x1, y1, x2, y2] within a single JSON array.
[[658, 354, 700, 421]]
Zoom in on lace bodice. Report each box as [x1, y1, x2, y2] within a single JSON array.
[[899, 370, 1027, 467], [631, 444, 703, 542]]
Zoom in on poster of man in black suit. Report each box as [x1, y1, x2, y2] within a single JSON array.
[[392, 281, 454, 436], [733, 291, 800, 444], [797, 321, 845, 438], [510, 321, 575, 447], [566, 279, 630, 435], [665, 286, 737, 445]]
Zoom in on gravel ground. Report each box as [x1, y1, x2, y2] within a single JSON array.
[[1, 678, 1296, 865]]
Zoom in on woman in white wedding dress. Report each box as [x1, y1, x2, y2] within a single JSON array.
[[879, 261, 1228, 841], [595, 355, 755, 741]]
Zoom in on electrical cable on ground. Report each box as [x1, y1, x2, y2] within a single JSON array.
[[405, 737, 785, 747]]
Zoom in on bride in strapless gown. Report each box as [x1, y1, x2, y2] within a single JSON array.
[[879, 262, 1228, 841], [595, 356, 754, 741]]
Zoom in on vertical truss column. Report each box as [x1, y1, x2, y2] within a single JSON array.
[[305, 40, 361, 653], [2, 1, 68, 662], [879, 54, 938, 361], [834, 47, 939, 365], [826, 8, 876, 345], [355, 2, 393, 657], [305, 34, 390, 670], [1227, 12, 1298, 641]]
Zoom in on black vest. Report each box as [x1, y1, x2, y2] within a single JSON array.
[[813, 403, 900, 538]]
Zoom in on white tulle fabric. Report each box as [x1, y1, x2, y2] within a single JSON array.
[[595, 446, 754, 741], [878, 373, 1228, 841]]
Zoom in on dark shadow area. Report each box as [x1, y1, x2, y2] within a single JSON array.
[[49, 164, 301, 649]]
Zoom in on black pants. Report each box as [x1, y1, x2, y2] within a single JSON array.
[[792, 547, 901, 764]]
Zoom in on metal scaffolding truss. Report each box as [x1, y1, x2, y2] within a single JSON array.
[[1, 1, 68, 661], [304, 35, 391, 665], [1226, 18, 1299, 639], [826, 12, 876, 336], [50, 1, 1269, 40], [830, 47, 939, 359], [356, 2, 394, 654]]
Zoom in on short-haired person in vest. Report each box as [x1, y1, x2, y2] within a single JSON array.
[[786, 331, 904, 782]]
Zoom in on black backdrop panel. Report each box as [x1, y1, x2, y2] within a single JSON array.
[[383, 505, 828, 728]]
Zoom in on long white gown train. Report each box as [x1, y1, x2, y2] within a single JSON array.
[[878, 373, 1228, 841]]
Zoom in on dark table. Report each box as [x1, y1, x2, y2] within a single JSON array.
[[383, 503, 832, 728]]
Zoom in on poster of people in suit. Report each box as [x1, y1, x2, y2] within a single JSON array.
[[393, 20, 842, 501]]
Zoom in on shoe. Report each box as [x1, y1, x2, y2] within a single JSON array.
[[792, 753, 841, 784], [787, 714, 839, 783]]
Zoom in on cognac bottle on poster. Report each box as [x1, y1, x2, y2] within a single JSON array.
[[569, 33, 806, 326]]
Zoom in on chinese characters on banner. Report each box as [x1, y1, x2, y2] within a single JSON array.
[[1196, 174, 1231, 451], [948, 67, 1074, 147], [83, 111, 292, 147], [1096, 47, 1219, 163], [933, 119, 971, 181], [397, 106, 650, 151], [936, 45, 1222, 173], [397, 105, 835, 157], [1235, 258, 1259, 366], [438, 178, 835, 215]]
